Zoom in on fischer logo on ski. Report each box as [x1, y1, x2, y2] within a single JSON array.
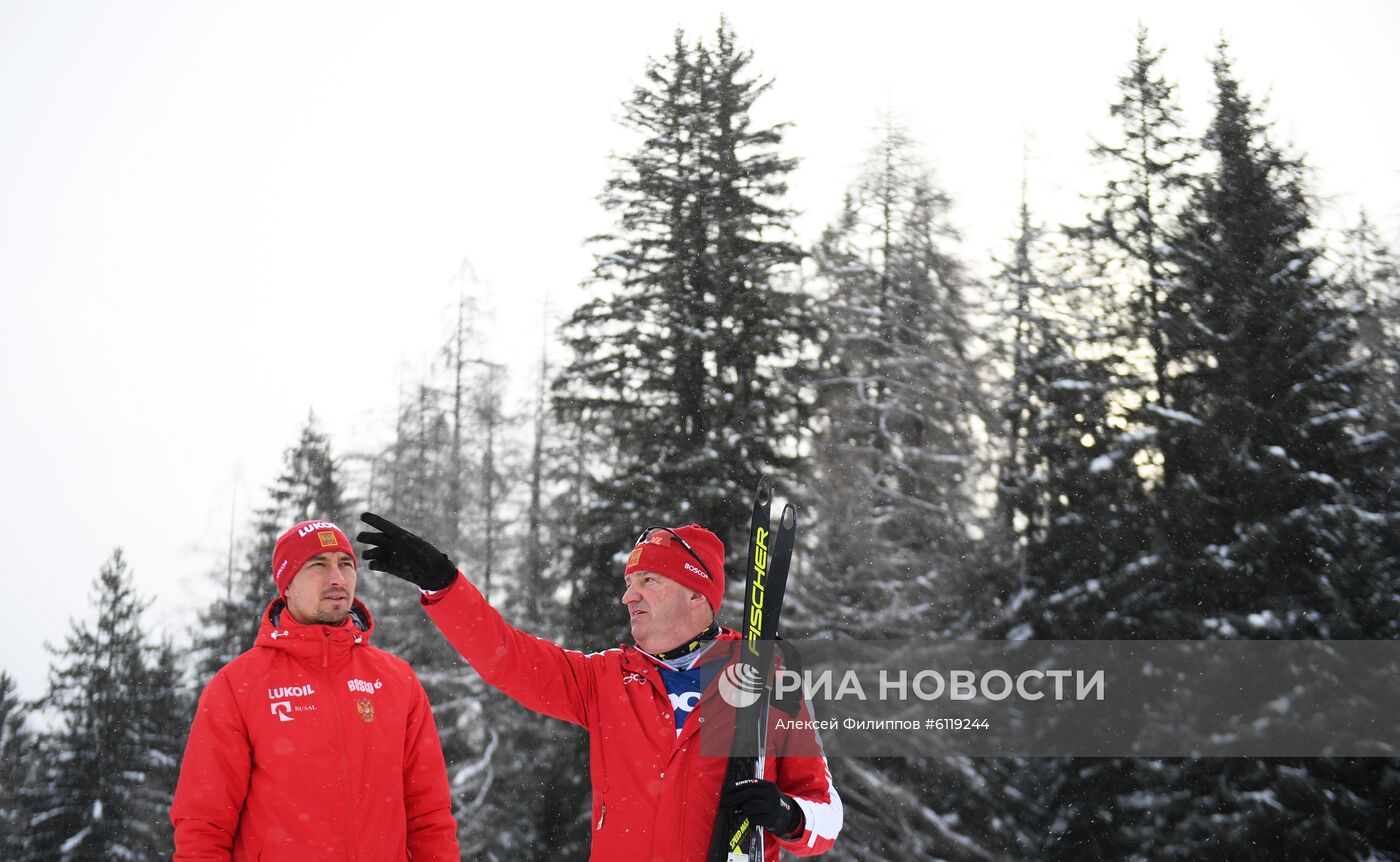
[[745, 526, 770, 655]]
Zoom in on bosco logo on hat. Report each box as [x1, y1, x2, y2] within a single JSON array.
[[272, 520, 356, 595], [625, 524, 726, 613]]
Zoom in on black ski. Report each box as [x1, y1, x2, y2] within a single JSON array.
[[707, 475, 796, 862]]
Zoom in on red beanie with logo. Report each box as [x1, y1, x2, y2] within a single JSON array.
[[625, 524, 726, 613], [272, 520, 356, 595]]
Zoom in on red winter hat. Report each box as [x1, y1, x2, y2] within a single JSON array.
[[272, 520, 356, 595], [625, 524, 726, 613]]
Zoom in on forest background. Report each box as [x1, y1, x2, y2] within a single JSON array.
[[3, 3, 1400, 859]]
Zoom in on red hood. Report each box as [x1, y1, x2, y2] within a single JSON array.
[[255, 597, 374, 668]]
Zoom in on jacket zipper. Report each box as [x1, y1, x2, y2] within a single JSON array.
[[325, 633, 360, 862], [596, 803, 606, 831]]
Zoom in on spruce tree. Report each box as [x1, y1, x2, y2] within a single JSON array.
[[976, 187, 1154, 861], [987, 36, 1400, 859], [990, 189, 1152, 642], [1343, 212, 1400, 512], [555, 19, 810, 644], [139, 641, 187, 851], [25, 551, 188, 861], [1156, 45, 1392, 638], [997, 35, 1206, 860], [1053, 44, 1400, 861], [782, 121, 1014, 861], [1073, 26, 1195, 413], [797, 118, 982, 640], [0, 671, 35, 859], [1049, 27, 1196, 642]]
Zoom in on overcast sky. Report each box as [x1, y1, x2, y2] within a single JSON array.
[[2, 1, 1397, 700]]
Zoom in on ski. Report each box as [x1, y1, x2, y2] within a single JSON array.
[[707, 475, 796, 862]]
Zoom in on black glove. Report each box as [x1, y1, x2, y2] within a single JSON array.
[[357, 512, 458, 592], [720, 778, 804, 838]]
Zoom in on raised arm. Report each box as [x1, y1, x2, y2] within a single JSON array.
[[359, 512, 601, 727]]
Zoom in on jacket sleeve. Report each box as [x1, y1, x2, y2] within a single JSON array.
[[402, 673, 461, 861], [170, 671, 250, 861], [768, 700, 843, 856], [422, 573, 600, 727]]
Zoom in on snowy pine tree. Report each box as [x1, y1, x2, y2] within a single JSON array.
[[24, 551, 188, 861], [1036, 26, 1194, 639], [1342, 212, 1400, 512], [986, 37, 1193, 859], [797, 118, 982, 640], [972, 27, 1189, 645], [1071, 26, 1196, 419], [1156, 45, 1393, 639], [0, 671, 36, 859], [555, 19, 810, 641], [786, 121, 1023, 862], [1036, 44, 1400, 861], [970, 185, 1153, 862], [1170, 48, 1400, 858], [994, 233, 1147, 859], [989, 190, 1152, 642], [130, 639, 185, 855]]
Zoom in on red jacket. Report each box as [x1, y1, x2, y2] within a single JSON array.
[[171, 599, 459, 861], [424, 574, 843, 861]]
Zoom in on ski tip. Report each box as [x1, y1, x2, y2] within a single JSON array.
[[754, 474, 772, 506], [780, 503, 795, 530]]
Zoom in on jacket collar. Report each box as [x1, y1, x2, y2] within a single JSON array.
[[256, 597, 374, 666], [622, 625, 740, 672]]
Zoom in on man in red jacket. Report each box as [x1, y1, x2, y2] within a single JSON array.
[[170, 520, 460, 861], [358, 512, 843, 862]]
